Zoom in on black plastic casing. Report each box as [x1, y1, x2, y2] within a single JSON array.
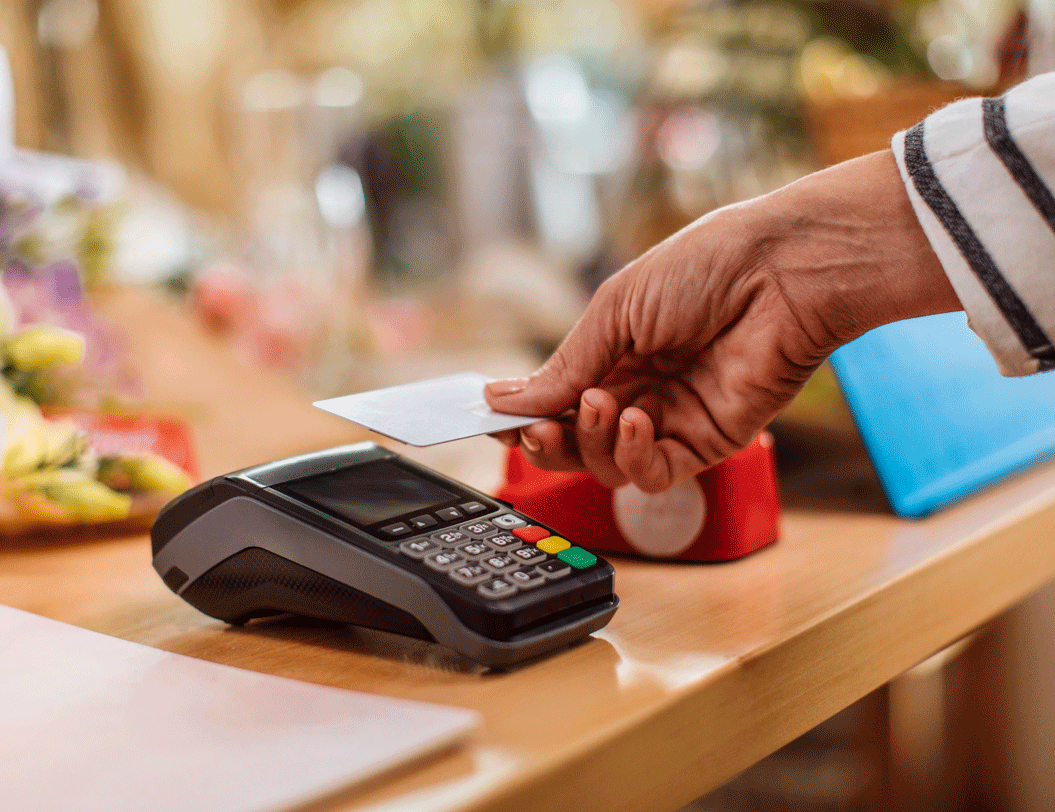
[[150, 443, 618, 665]]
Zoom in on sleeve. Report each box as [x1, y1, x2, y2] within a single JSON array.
[[891, 71, 1055, 376]]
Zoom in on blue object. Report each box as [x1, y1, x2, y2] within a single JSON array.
[[829, 312, 1055, 517]]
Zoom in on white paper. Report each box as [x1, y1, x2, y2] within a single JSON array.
[[0, 606, 479, 812]]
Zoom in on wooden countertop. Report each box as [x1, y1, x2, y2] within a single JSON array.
[[4, 288, 1055, 812]]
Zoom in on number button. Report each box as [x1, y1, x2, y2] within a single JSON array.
[[492, 513, 527, 529], [449, 563, 490, 586], [456, 540, 492, 558], [478, 578, 517, 600], [505, 568, 546, 590], [460, 520, 496, 539], [536, 559, 571, 580], [481, 554, 517, 573], [424, 550, 467, 571], [511, 546, 546, 566], [431, 530, 468, 547], [486, 533, 521, 551], [399, 539, 441, 559]]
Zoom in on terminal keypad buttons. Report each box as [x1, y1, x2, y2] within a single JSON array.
[[399, 539, 441, 558], [537, 559, 572, 580], [456, 540, 493, 558], [460, 520, 497, 539], [505, 568, 546, 590], [431, 529, 469, 547], [485, 533, 521, 552], [512, 525, 550, 543], [409, 515, 438, 530], [537, 536, 571, 555], [478, 578, 517, 600], [394, 513, 597, 600], [424, 550, 467, 571], [449, 563, 491, 586], [511, 546, 546, 566], [492, 513, 527, 530]]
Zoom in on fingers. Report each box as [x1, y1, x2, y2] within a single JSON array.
[[517, 419, 585, 472], [612, 407, 709, 493], [575, 388, 627, 488], [485, 278, 629, 418]]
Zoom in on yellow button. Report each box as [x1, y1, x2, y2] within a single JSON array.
[[537, 536, 571, 554]]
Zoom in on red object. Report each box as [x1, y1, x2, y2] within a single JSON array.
[[512, 525, 551, 542], [41, 409, 199, 479], [496, 432, 780, 562]]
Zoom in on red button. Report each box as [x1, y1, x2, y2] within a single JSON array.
[[512, 526, 550, 542]]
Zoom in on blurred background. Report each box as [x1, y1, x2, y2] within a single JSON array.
[[0, 0, 1052, 810]]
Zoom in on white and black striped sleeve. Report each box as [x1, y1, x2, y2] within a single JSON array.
[[891, 71, 1055, 376]]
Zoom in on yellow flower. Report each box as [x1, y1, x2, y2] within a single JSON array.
[[6, 325, 85, 370]]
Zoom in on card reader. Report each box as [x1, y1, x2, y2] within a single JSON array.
[[151, 442, 618, 666]]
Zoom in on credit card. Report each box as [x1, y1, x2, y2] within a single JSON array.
[[313, 372, 544, 446]]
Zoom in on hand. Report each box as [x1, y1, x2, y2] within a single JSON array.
[[485, 151, 961, 492]]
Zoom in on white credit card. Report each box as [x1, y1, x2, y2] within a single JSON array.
[[313, 372, 544, 446]]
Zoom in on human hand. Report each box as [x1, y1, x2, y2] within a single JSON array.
[[485, 151, 961, 492]]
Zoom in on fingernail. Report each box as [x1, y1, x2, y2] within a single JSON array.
[[521, 431, 542, 453], [580, 399, 599, 429], [619, 415, 634, 443], [486, 378, 528, 397]]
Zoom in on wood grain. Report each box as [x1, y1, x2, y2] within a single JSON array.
[[3, 287, 1055, 812]]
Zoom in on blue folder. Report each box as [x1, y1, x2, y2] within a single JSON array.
[[829, 312, 1055, 517]]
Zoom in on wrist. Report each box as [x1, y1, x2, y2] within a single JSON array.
[[749, 150, 961, 349]]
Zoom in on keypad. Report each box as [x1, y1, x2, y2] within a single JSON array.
[[456, 540, 493, 558], [558, 547, 597, 569], [449, 563, 490, 586], [485, 533, 521, 552], [481, 553, 518, 573], [511, 546, 546, 566], [409, 514, 438, 530], [505, 568, 546, 590], [478, 578, 517, 599], [399, 539, 441, 559], [537, 536, 571, 555], [492, 513, 527, 529], [537, 559, 571, 580], [424, 550, 467, 571], [460, 520, 497, 539], [431, 529, 469, 547], [390, 508, 597, 601], [436, 507, 464, 522], [512, 525, 550, 542]]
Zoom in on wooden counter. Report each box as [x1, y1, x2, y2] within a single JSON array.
[[4, 288, 1055, 812]]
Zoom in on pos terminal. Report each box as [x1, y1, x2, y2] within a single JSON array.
[[151, 442, 618, 666]]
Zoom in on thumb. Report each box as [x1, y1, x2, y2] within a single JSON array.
[[485, 285, 628, 416]]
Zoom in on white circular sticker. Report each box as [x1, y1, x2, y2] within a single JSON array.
[[612, 478, 706, 558]]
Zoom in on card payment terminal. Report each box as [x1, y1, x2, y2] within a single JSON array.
[[151, 442, 618, 666]]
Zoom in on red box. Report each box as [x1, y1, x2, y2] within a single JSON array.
[[496, 432, 780, 561]]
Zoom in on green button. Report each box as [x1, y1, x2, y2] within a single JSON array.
[[557, 547, 597, 569]]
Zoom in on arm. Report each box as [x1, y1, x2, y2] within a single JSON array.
[[485, 149, 960, 492], [893, 71, 1055, 375]]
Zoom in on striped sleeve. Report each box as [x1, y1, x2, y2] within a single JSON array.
[[891, 71, 1055, 376]]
